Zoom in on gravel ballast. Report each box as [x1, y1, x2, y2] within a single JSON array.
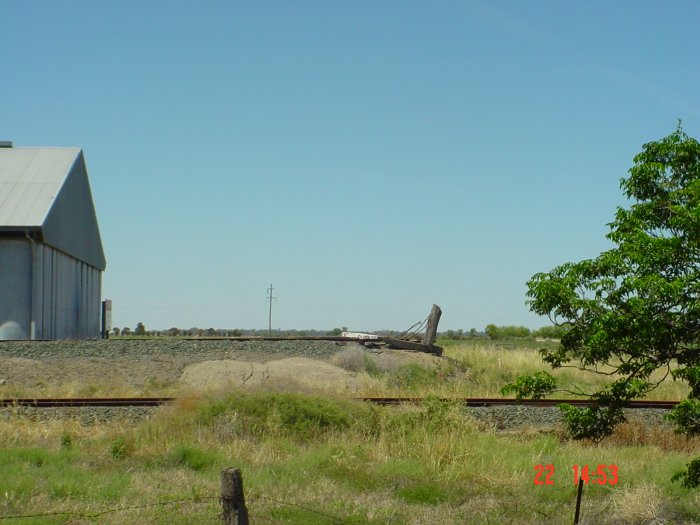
[[0, 339, 676, 430], [0, 339, 345, 361]]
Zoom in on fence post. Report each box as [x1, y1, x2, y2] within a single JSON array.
[[573, 478, 584, 524], [221, 468, 249, 525]]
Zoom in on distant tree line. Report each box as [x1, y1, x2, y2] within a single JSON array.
[[439, 324, 570, 341], [109, 322, 568, 340], [111, 324, 356, 338]]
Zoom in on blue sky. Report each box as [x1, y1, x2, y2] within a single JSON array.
[[3, 1, 700, 332]]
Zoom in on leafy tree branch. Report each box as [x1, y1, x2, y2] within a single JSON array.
[[503, 124, 700, 487]]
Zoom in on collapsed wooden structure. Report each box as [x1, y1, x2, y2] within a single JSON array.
[[113, 304, 445, 356], [379, 304, 443, 355]]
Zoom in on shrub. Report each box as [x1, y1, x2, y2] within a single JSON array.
[[60, 432, 73, 450], [168, 445, 216, 470], [199, 391, 374, 441], [388, 363, 436, 389], [330, 347, 383, 376]]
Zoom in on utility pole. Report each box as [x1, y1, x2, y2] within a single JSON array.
[[267, 284, 276, 336]]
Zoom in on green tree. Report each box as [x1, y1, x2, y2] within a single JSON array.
[[502, 125, 700, 487], [485, 324, 531, 339], [134, 322, 146, 336], [532, 324, 570, 339], [484, 324, 500, 339], [445, 329, 465, 340]]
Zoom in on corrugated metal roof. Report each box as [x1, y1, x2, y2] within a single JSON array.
[[0, 148, 80, 227], [0, 147, 106, 270]]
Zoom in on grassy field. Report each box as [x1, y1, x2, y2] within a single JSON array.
[[0, 340, 698, 524], [439, 339, 691, 401], [353, 339, 690, 401], [1, 392, 699, 524]]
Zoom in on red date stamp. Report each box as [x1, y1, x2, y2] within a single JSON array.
[[534, 464, 618, 486]]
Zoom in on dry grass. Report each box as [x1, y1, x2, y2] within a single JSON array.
[[1, 340, 699, 524], [607, 419, 700, 452], [442, 343, 690, 401], [1, 391, 699, 524], [609, 481, 663, 524]]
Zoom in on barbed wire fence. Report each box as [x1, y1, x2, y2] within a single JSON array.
[[0, 496, 220, 522], [0, 467, 350, 524], [0, 466, 585, 523]]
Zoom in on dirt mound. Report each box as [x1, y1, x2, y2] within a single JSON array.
[[180, 356, 363, 393]]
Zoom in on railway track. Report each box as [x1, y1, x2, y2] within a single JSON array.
[[0, 397, 175, 407], [360, 397, 679, 409], [0, 397, 680, 409]]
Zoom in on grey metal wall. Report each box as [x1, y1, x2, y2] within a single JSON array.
[[0, 240, 31, 339], [0, 239, 101, 340]]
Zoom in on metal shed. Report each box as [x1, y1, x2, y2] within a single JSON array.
[[0, 144, 106, 340]]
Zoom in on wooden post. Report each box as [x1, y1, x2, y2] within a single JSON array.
[[422, 304, 442, 348], [573, 478, 583, 524], [221, 468, 249, 525]]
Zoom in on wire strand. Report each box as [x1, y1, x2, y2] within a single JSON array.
[[0, 496, 219, 521], [254, 494, 346, 524]]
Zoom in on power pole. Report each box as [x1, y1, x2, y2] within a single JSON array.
[[267, 284, 276, 336]]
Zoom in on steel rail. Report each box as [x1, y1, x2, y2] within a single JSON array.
[[359, 397, 679, 409], [0, 397, 175, 407], [0, 397, 680, 409]]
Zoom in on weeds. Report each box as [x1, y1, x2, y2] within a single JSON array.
[[110, 435, 133, 460], [168, 444, 217, 470]]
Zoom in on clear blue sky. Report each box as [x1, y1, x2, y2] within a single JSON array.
[[3, 1, 700, 332]]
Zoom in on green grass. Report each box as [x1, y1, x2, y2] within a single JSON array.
[[0, 338, 698, 523], [0, 392, 699, 524]]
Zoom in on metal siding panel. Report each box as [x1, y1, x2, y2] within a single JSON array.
[[79, 262, 85, 337], [60, 253, 70, 339], [52, 249, 58, 338], [56, 251, 62, 338], [42, 246, 50, 338], [96, 270, 102, 337], [49, 248, 102, 339], [0, 240, 31, 339], [86, 265, 94, 337], [87, 267, 95, 337], [45, 245, 54, 339], [4, 242, 102, 340], [38, 244, 47, 339], [32, 241, 44, 339], [59, 253, 73, 339]]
